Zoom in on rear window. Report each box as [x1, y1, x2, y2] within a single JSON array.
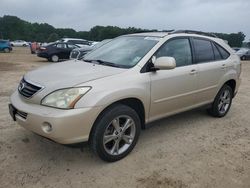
[[193, 38, 214, 63]]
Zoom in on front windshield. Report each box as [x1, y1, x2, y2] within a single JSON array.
[[83, 36, 159, 68]]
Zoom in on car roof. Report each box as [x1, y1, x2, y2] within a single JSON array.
[[61, 38, 87, 41], [127, 32, 170, 38]]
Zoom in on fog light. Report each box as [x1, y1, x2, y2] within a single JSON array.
[[42, 122, 52, 133]]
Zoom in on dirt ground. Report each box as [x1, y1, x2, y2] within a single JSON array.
[[0, 47, 250, 188]]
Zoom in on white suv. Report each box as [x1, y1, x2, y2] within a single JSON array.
[[9, 31, 241, 162]]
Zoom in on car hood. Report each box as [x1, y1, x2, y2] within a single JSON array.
[[24, 60, 127, 90]]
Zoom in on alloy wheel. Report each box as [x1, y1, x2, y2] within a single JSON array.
[[103, 115, 136, 156]]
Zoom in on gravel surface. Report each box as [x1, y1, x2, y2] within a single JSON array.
[[0, 48, 250, 188]]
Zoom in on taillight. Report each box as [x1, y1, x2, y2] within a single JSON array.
[[40, 47, 46, 51]]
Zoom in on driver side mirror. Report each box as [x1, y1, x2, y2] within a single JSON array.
[[153, 56, 176, 70]]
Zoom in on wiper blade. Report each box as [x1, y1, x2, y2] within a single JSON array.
[[83, 59, 92, 63], [94, 60, 119, 67], [83, 59, 128, 68]]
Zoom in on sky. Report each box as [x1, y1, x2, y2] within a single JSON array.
[[1, 0, 250, 41]]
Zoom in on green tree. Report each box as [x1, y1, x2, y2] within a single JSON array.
[[47, 33, 59, 42]]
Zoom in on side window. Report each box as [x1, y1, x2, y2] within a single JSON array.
[[155, 38, 192, 67], [67, 44, 77, 49], [56, 43, 67, 48], [193, 38, 214, 63], [212, 42, 222, 60], [214, 43, 230, 59]]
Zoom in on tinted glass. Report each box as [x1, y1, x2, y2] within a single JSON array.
[[84, 36, 159, 68], [56, 43, 67, 48], [155, 38, 192, 67], [193, 39, 214, 63], [212, 43, 222, 60], [67, 44, 78, 49], [215, 43, 230, 59]]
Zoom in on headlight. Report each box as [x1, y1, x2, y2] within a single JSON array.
[[41, 87, 91, 109]]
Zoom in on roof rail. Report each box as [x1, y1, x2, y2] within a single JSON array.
[[171, 30, 218, 38]]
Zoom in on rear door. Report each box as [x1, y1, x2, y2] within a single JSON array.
[[56, 43, 68, 59], [191, 38, 229, 105]]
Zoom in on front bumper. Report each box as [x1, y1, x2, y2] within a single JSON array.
[[10, 91, 102, 144]]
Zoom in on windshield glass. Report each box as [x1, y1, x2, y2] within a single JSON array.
[[83, 36, 159, 68]]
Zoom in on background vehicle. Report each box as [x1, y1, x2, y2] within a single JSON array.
[[0, 39, 12, 53], [236, 48, 250, 60], [37, 42, 80, 62], [59, 38, 91, 48], [9, 31, 241, 162], [232, 47, 241, 52], [70, 39, 111, 60], [11, 40, 29, 47]]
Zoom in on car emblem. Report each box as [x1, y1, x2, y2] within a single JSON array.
[[18, 82, 25, 91]]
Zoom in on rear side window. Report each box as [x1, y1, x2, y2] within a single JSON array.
[[214, 43, 230, 59], [193, 38, 214, 63], [212, 43, 222, 60], [155, 38, 192, 67], [56, 43, 67, 48]]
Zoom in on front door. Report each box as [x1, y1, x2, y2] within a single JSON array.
[[149, 37, 198, 121]]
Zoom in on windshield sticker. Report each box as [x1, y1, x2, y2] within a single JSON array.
[[144, 37, 160, 41]]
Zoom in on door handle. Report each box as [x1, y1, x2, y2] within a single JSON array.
[[189, 69, 197, 75]]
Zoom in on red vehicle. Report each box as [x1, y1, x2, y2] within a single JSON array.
[[30, 42, 40, 54]]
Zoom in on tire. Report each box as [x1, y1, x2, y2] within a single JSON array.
[[207, 85, 233, 117], [51, 55, 59, 62], [90, 104, 141, 162], [3, 48, 10, 53], [241, 56, 246, 61], [23, 44, 27, 47]]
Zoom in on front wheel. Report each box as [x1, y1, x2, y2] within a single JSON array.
[[207, 85, 233, 117], [4, 48, 10, 53], [90, 104, 141, 162], [241, 56, 246, 61]]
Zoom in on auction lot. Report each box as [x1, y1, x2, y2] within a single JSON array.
[[0, 47, 250, 188]]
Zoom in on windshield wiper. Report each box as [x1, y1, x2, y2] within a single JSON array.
[[83, 59, 129, 68]]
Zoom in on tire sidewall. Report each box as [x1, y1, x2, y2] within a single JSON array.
[[51, 55, 59, 62], [213, 85, 233, 117], [91, 105, 141, 162], [4, 48, 10, 53]]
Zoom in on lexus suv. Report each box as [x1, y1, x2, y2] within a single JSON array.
[[9, 31, 241, 162]]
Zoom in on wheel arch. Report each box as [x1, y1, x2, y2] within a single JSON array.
[[224, 79, 236, 97], [88, 97, 146, 142]]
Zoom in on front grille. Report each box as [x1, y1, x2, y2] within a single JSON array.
[[70, 50, 80, 59], [18, 78, 42, 98], [16, 109, 28, 119]]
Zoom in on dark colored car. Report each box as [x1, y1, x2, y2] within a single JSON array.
[[37, 42, 80, 62], [0, 39, 12, 53], [70, 39, 111, 60]]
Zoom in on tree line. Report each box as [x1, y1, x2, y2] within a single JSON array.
[[0, 15, 246, 47]]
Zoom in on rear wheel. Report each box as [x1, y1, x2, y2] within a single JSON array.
[[51, 54, 59, 62], [3, 48, 10, 53], [207, 85, 233, 117], [90, 104, 141, 162]]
